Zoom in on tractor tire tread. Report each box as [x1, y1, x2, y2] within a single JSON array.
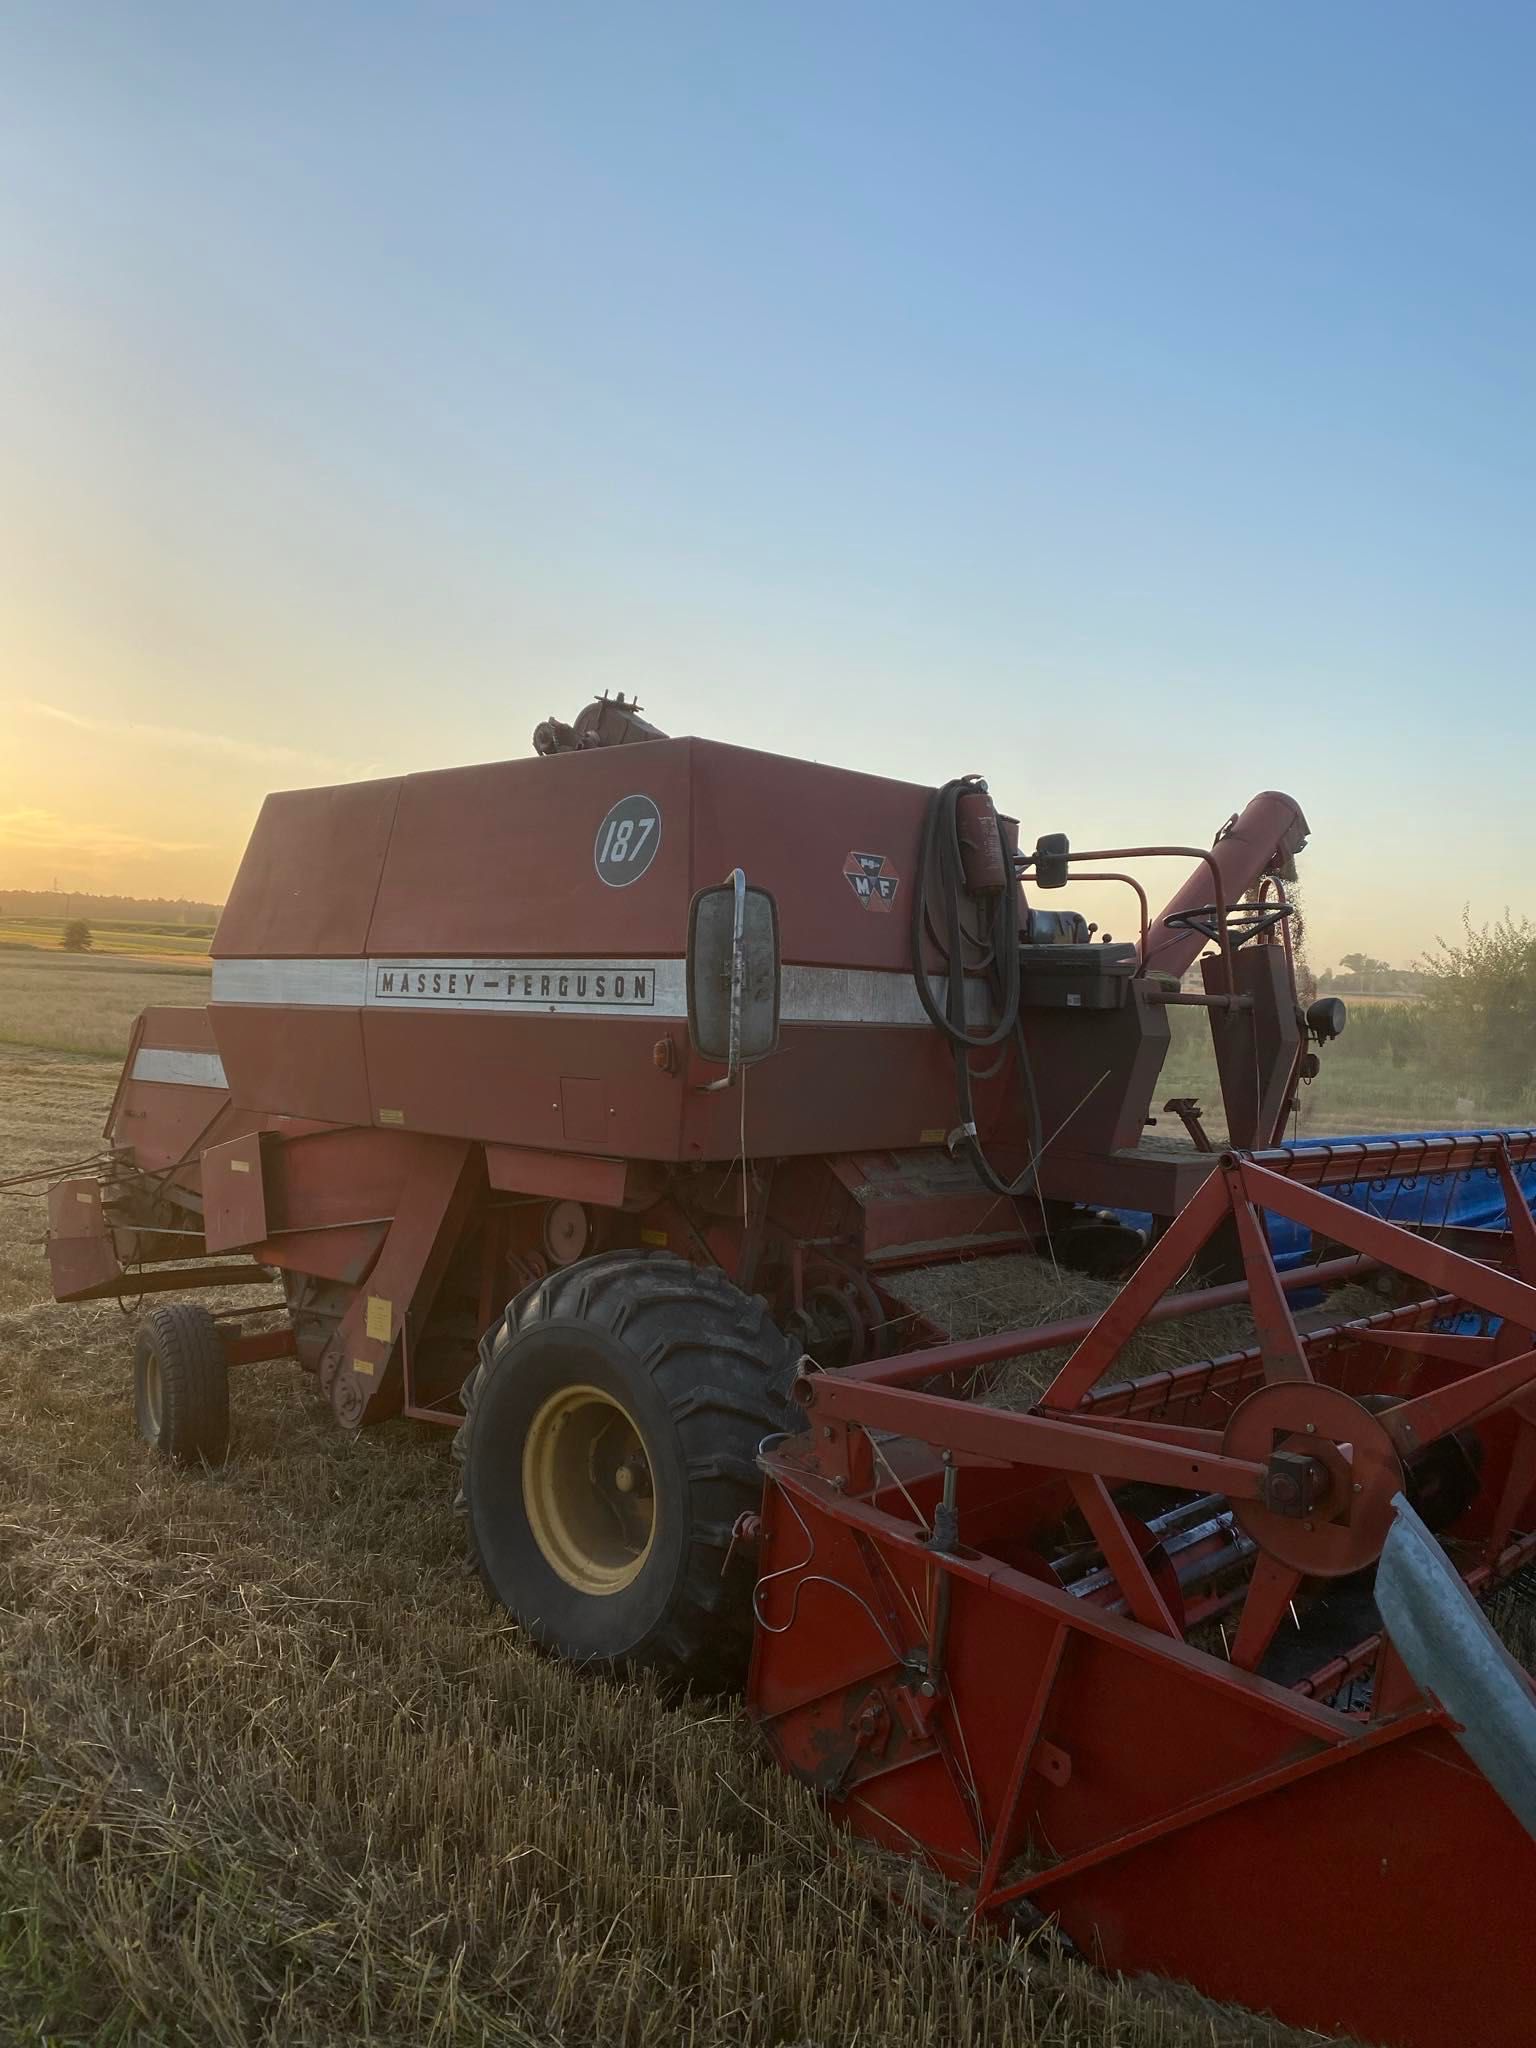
[[134, 1302, 230, 1467], [456, 1252, 801, 1689]]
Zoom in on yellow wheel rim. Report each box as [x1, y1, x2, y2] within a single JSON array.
[[143, 1353, 163, 1437], [522, 1383, 656, 1594]]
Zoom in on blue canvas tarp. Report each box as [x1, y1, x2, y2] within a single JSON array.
[[1121, 1130, 1536, 1284], [1264, 1131, 1536, 1271]]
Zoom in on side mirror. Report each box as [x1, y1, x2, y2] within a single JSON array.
[[1032, 832, 1071, 890], [687, 872, 781, 1076]]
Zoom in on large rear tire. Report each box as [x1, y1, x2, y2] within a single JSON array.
[[134, 1303, 230, 1466], [455, 1252, 801, 1688]]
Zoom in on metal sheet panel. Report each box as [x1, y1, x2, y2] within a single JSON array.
[[202, 1132, 272, 1253], [365, 743, 696, 958], [214, 777, 403, 959], [209, 1004, 375, 1125]]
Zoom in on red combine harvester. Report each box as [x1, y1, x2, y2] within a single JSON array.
[[47, 698, 1536, 2048]]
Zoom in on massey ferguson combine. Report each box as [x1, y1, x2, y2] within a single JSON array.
[[46, 697, 1536, 2048]]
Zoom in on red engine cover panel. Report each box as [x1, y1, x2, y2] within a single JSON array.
[[207, 735, 1012, 1160]]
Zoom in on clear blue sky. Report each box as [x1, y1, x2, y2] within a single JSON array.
[[2, 2, 1532, 966]]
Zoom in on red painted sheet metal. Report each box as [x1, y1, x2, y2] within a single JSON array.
[[748, 1463, 1536, 2048], [365, 744, 696, 959], [485, 1143, 633, 1206], [681, 1025, 994, 1161], [135, 1005, 221, 1053], [689, 742, 934, 970], [1032, 1724, 1534, 2048], [117, 1086, 242, 1178], [251, 1123, 428, 1231], [359, 1018, 1003, 1164], [251, 1224, 387, 1288], [202, 1133, 271, 1252], [46, 1179, 122, 1298], [359, 1012, 686, 1155], [214, 736, 951, 976], [209, 1006, 374, 1126], [214, 777, 403, 959]]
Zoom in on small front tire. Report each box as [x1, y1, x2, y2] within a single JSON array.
[[134, 1303, 230, 1466]]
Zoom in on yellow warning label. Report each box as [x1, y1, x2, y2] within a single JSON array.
[[230, 1158, 251, 1174], [919, 1128, 945, 1145], [75, 1190, 94, 1204], [640, 1228, 669, 1247], [365, 1296, 392, 1343], [378, 1107, 405, 1125], [352, 1357, 376, 1378]]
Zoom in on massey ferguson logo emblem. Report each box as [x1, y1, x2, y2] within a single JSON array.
[[371, 963, 656, 1007], [844, 850, 900, 911]]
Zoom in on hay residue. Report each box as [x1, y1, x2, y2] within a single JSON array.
[[888, 1256, 1388, 1407]]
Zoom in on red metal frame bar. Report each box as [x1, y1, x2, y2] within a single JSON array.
[[794, 1138, 1536, 1693], [752, 1134, 1536, 2048], [802, 1376, 1269, 1497], [65, 1261, 275, 1302], [1056, 843, 1234, 993], [220, 1325, 298, 1368], [972, 1620, 1069, 1903]]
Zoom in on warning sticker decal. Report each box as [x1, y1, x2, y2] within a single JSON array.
[[844, 850, 900, 911]]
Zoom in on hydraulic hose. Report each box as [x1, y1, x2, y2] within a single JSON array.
[[910, 779, 1046, 1202]]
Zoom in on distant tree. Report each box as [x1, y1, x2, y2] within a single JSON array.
[[1418, 910, 1536, 1098], [1338, 951, 1392, 991], [62, 919, 92, 952]]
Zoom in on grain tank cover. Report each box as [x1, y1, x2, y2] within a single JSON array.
[[209, 736, 971, 1159]]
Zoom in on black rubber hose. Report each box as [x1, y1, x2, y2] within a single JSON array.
[[909, 779, 1020, 1051], [911, 780, 1044, 1201]]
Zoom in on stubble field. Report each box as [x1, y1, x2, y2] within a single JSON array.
[[0, 954, 1340, 2046]]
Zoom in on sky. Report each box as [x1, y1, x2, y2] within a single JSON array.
[[1, 1, 1533, 968]]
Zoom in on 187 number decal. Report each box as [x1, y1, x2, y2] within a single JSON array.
[[594, 795, 662, 888]]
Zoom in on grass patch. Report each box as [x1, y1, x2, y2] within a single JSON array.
[[0, 917, 212, 961], [1158, 1006, 1536, 1140]]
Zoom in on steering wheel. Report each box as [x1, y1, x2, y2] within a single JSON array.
[[1163, 902, 1294, 949]]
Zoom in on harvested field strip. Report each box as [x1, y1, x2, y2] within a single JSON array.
[[888, 1252, 1263, 1402], [888, 1251, 1393, 1405], [0, 955, 210, 1058]]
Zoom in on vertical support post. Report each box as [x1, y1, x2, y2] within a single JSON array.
[[323, 1137, 481, 1428], [975, 1622, 1069, 1907], [1228, 1163, 1312, 1384], [1228, 1553, 1303, 1673], [1067, 1474, 1180, 1637]]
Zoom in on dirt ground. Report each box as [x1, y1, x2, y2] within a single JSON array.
[[0, 1039, 1348, 2048]]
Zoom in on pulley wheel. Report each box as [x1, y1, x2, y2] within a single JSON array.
[[1224, 1382, 1403, 1579], [543, 1200, 592, 1266]]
